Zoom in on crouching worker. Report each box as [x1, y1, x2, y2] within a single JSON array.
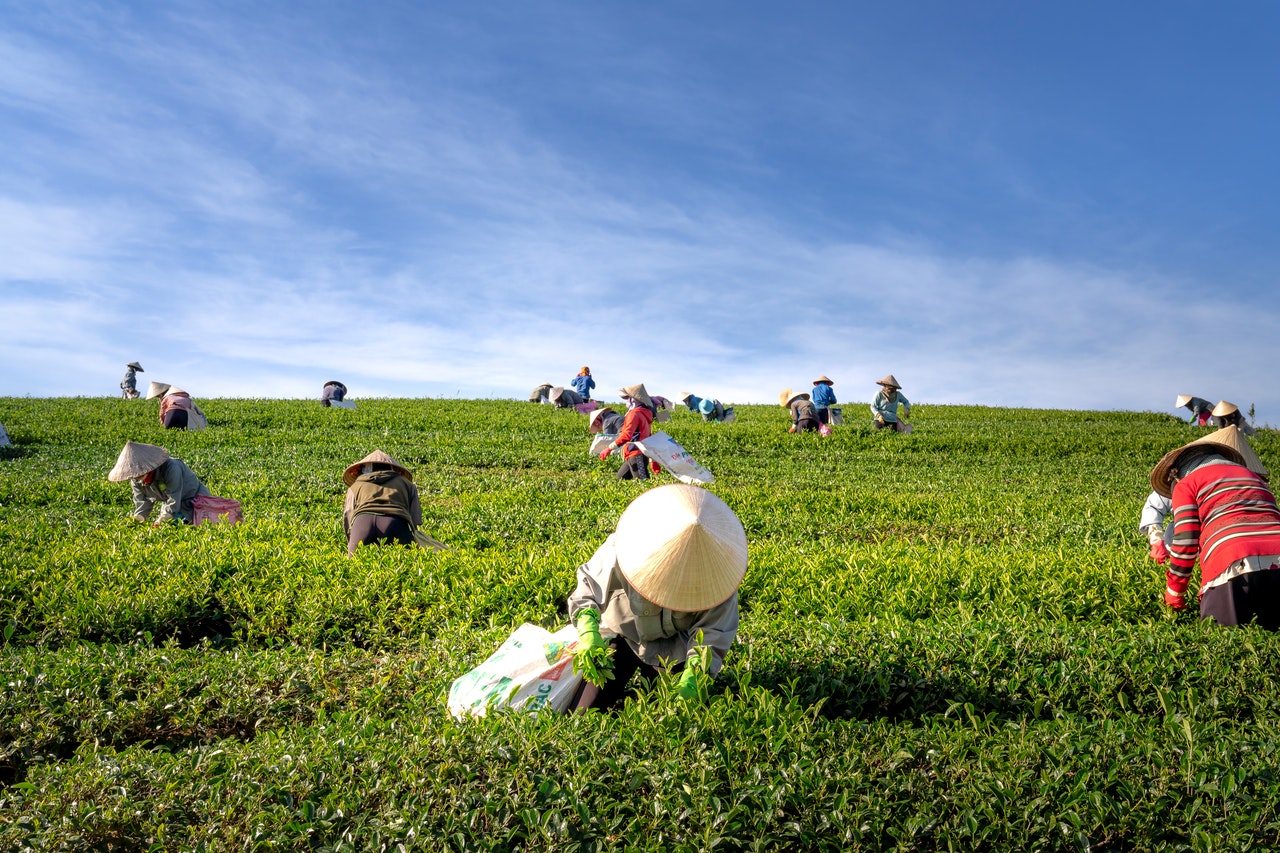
[[342, 450, 428, 555], [567, 484, 748, 711], [1150, 426, 1280, 627], [108, 441, 210, 526]]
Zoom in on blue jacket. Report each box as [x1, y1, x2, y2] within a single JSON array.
[[571, 375, 596, 398], [811, 384, 836, 408]]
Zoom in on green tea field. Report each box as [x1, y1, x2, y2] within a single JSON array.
[[2, 397, 1279, 851]]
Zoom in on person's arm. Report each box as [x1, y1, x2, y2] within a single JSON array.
[[407, 482, 423, 529], [1165, 480, 1201, 603], [899, 392, 911, 419], [153, 463, 184, 523], [131, 479, 154, 521], [567, 537, 617, 621], [343, 487, 356, 537], [682, 594, 739, 676]]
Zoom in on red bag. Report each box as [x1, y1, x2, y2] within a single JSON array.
[[191, 495, 243, 526]]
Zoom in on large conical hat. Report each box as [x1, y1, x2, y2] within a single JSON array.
[[127, 361, 143, 371], [343, 450, 413, 486], [588, 407, 614, 433], [618, 383, 654, 409], [613, 485, 748, 612], [107, 441, 170, 481], [1150, 426, 1268, 497], [145, 381, 171, 399], [778, 388, 808, 408], [1212, 400, 1239, 418], [1175, 394, 1193, 408], [876, 374, 901, 388]]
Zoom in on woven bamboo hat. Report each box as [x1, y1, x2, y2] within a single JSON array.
[[145, 381, 171, 399], [107, 441, 170, 481], [588, 407, 614, 433], [1149, 426, 1268, 497], [619, 383, 654, 409], [779, 388, 809, 408], [614, 484, 748, 612], [876, 374, 901, 389], [679, 391, 694, 402], [1212, 400, 1239, 417], [548, 386, 567, 404], [813, 375, 834, 386], [1175, 394, 1193, 408], [127, 361, 144, 371], [343, 450, 413, 486]]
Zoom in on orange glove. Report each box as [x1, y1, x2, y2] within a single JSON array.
[[1148, 540, 1169, 564], [1163, 589, 1186, 610], [599, 448, 612, 461], [650, 460, 661, 475]]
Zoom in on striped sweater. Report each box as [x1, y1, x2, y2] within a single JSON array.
[[1167, 461, 1280, 597]]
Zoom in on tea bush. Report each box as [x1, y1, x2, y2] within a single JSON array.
[[1, 396, 1278, 850]]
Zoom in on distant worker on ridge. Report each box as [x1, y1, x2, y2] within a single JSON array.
[[871, 375, 911, 432], [120, 362, 144, 399], [1212, 401, 1255, 436], [1175, 394, 1212, 426], [811, 375, 837, 425], [781, 388, 820, 433], [571, 367, 596, 402]]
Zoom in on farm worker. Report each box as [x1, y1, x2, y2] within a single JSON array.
[[342, 450, 426, 556], [601, 383, 659, 480], [571, 366, 596, 402], [120, 361, 143, 399], [107, 441, 211, 526], [589, 406, 624, 436], [1139, 491, 1174, 564], [680, 391, 727, 422], [1175, 394, 1212, 426], [548, 386, 584, 409], [147, 383, 207, 430], [651, 395, 673, 412], [321, 380, 348, 407], [1212, 401, 1255, 436], [871, 375, 911, 431], [529, 383, 553, 404], [1150, 426, 1280, 627], [567, 484, 748, 711], [780, 389, 820, 433], [811, 375, 837, 425]]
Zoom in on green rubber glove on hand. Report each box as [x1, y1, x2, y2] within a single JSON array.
[[676, 665, 705, 701], [572, 609, 615, 687]]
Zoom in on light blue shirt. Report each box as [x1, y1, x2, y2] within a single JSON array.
[[870, 390, 910, 423]]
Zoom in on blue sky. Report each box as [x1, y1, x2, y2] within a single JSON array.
[[2, 1, 1277, 421]]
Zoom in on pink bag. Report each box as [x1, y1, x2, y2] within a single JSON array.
[[191, 495, 243, 526], [818, 423, 833, 437]]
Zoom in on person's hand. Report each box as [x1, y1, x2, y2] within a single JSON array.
[[1148, 540, 1170, 564], [575, 609, 606, 652], [650, 460, 661, 475], [1163, 589, 1186, 610], [599, 448, 612, 461], [788, 425, 796, 433], [572, 609, 614, 687], [676, 666, 705, 701]]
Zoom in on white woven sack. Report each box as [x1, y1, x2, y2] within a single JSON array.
[[447, 623, 583, 719], [634, 431, 715, 485]]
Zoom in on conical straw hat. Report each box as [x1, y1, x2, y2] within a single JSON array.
[[343, 450, 413, 486], [1212, 400, 1239, 417], [145, 381, 171, 399], [813, 375, 834, 385], [778, 388, 809, 408], [876, 374, 901, 388], [548, 386, 566, 404], [127, 361, 143, 371], [1175, 394, 1193, 408], [107, 441, 170, 481], [1149, 426, 1268, 497], [588, 407, 614, 432], [679, 391, 694, 401], [618, 383, 654, 409], [613, 484, 748, 612]]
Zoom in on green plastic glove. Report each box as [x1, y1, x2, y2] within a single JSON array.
[[572, 609, 615, 687], [676, 666, 705, 701]]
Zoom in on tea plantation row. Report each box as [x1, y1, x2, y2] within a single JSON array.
[[1, 396, 1277, 851]]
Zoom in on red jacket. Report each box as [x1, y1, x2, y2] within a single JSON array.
[[1168, 461, 1280, 596], [612, 407, 653, 460]]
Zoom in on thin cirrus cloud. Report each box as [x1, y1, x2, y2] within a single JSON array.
[[0, 3, 1276, 425]]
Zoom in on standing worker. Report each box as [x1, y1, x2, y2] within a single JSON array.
[[780, 389, 820, 433], [871, 375, 911, 432], [107, 441, 211, 526], [567, 484, 748, 710], [811, 375, 837, 425], [1150, 426, 1280, 627], [571, 367, 596, 402], [342, 450, 425, 556], [120, 362, 144, 399], [1175, 394, 1212, 426], [600, 383, 658, 480]]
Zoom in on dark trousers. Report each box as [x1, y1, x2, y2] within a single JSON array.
[[794, 418, 820, 432], [161, 409, 188, 429], [617, 454, 650, 480], [569, 638, 665, 712], [347, 513, 414, 556], [1199, 570, 1280, 630], [816, 408, 830, 425]]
